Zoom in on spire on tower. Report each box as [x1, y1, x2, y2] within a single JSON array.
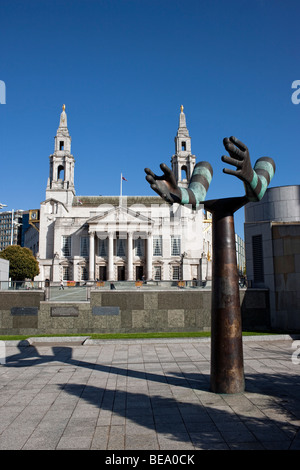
[[177, 104, 189, 137], [57, 104, 69, 136], [46, 104, 75, 203], [171, 105, 196, 187]]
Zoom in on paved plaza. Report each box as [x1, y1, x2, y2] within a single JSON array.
[[1, 336, 300, 451]]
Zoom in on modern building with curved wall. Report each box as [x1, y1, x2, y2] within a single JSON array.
[[244, 185, 300, 330]]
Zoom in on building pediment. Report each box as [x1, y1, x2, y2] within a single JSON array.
[[86, 206, 154, 230]]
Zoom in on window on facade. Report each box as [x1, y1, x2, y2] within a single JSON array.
[[153, 236, 162, 256], [81, 266, 88, 281], [62, 235, 71, 257], [98, 238, 107, 256], [63, 266, 70, 281], [181, 141, 186, 151], [117, 238, 126, 257], [80, 237, 89, 257], [171, 236, 181, 256], [172, 265, 180, 281], [252, 235, 264, 284], [60, 141, 64, 150], [134, 238, 144, 257], [154, 265, 161, 281]]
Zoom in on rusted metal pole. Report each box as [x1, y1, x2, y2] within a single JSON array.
[[205, 197, 247, 394]]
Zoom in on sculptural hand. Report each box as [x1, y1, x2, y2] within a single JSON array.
[[222, 136, 275, 201], [145, 161, 213, 208], [144, 164, 182, 204], [222, 136, 253, 185]]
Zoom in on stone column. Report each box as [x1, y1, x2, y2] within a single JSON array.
[[89, 231, 95, 281], [200, 253, 208, 282], [108, 232, 114, 281], [127, 232, 133, 281], [146, 232, 153, 280], [52, 255, 60, 283]]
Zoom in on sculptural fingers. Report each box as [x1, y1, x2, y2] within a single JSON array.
[[227, 136, 248, 151], [160, 163, 178, 187], [223, 137, 247, 161], [222, 136, 253, 183], [144, 168, 156, 179], [144, 165, 181, 204], [221, 154, 243, 169], [222, 167, 240, 177], [222, 137, 276, 202]]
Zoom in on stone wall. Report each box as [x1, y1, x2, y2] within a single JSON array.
[[272, 223, 300, 329], [0, 291, 45, 334], [0, 289, 270, 335]]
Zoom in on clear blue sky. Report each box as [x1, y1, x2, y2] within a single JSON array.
[[1, 0, 300, 238]]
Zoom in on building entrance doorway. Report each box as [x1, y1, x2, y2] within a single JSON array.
[[99, 266, 107, 281], [136, 266, 144, 280], [117, 265, 125, 281]]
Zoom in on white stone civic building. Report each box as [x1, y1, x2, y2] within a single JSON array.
[[35, 105, 212, 283]]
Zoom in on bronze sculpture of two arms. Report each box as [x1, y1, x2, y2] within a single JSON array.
[[145, 137, 275, 208]]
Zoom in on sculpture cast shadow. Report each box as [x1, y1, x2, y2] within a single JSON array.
[[3, 343, 300, 449]]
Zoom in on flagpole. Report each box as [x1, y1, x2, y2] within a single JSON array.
[[120, 173, 122, 198]]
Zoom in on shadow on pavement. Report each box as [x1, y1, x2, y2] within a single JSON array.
[[3, 343, 300, 449]]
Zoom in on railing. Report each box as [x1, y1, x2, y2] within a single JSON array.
[[48, 284, 89, 301], [0, 280, 44, 290], [0, 279, 249, 291], [46, 280, 212, 302], [90, 279, 211, 290], [0, 278, 247, 302]]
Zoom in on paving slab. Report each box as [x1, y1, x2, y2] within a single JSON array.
[[0, 336, 300, 451]]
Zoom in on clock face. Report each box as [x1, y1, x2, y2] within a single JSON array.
[[31, 211, 37, 220]]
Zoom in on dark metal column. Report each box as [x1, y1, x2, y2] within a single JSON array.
[[205, 197, 247, 394]]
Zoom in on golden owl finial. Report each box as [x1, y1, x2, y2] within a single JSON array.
[[62, 104, 66, 112], [180, 105, 184, 113]]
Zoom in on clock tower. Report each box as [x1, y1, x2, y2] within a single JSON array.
[[46, 105, 75, 205], [171, 106, 196, 188]]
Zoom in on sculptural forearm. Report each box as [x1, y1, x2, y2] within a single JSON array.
[[245, 157, 276, 202], [179, 162, 213, 208]]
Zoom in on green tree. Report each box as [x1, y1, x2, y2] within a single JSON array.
[[0, 245, 39, 281]]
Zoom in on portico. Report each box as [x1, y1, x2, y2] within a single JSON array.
[[87, 206, 154, 281], [86, 231, 153, 281]]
